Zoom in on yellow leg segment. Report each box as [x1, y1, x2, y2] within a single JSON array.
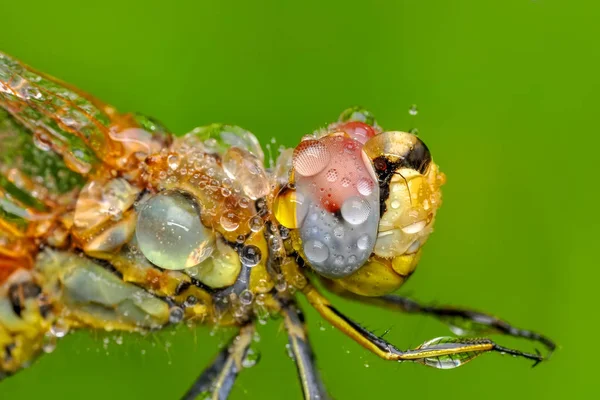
[[302, 283, 544, 367]]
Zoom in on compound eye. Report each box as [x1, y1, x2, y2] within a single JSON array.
[[291, 135, 380, 278], [136, 190, 215, 270], [363, 131, 431, 175]]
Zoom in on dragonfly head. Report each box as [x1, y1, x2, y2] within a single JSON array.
[[275, 108, 445, 296]]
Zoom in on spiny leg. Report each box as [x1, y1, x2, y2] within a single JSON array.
[[181, 323, 255, 400], [302, 284, 545, 368], [323, 280, 555, 355], [280, 299, 329, 400]]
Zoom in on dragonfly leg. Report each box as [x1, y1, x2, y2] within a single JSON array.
[[181, 323, 255, 400], [280, 298, 329, 400], [322, 280, 556, 355], [302, 284, 546, 368]]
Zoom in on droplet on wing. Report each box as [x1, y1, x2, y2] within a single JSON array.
[[293, 140, 330, 177], [341, 196, 371, 225], [223, 147, 269, 199]]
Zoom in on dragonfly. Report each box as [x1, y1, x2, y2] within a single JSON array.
[[0, 51, 555, 399]]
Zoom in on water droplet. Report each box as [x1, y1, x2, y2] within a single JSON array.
[[293, 140, 330, 177], [357, 234, 370, 250], [304, 240, 329, 263], [249, 216, 264, 232], [341, 177, 351, 187], [269, 236, 282, 251], [223, 147, 269, 199], [115, 336, 124, 345], [220, 211, 240, 231], [42, 333, 57, 353], [285, 343, 295, 360], [240, 245, 261, 267], [167, 154, 180, 169], [185, 295, 198, 307], [333, 226, 345, 238], [391, 200, 401, 209], [409, 104, 418, 116], [325, 168, 338, 182], [275, 275, 287, 292], [169, 307, 185, 323], [357, 177, 374, 196], [239, 197, 250, 208], [341, 197, 371, 225], [239, 290, 254, 305], [242, 347, 261, 368], [50, 321, 69, 338]]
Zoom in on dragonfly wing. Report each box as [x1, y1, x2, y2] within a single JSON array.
[[0, 51, 173, 277]]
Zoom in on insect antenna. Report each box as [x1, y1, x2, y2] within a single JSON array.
[[393, 171, 413, 206]]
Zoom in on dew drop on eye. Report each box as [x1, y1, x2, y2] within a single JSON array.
[[136, 190, 215, 270]]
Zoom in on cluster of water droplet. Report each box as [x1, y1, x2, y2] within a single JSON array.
[[291, 132, 380, 278]]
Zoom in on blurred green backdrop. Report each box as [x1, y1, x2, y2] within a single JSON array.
[[1, 0, 596, 398]]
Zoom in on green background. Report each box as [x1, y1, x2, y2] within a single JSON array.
[[0, 0, 595, 398]]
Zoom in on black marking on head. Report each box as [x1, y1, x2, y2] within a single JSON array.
[[175, 281, 191, 296], [3, 343, 15, 362], [372, 138, 431, 215], [8, 281, 41, 317]]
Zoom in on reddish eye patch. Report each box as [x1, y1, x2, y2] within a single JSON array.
[[336, 121, 378, 144], [293, 135, 376, 213]]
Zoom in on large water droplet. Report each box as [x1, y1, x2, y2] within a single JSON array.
[[239, 289, 254, 305], [223, 147, 269, 200], [415, 337, 484, 369], [409, 104, 418, 116], [136, 191, 215, 270], [341, 196, 371, 225], [293, 140, 330, 177]]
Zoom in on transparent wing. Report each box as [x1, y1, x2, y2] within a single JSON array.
[[0, 51, 172, 279]]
